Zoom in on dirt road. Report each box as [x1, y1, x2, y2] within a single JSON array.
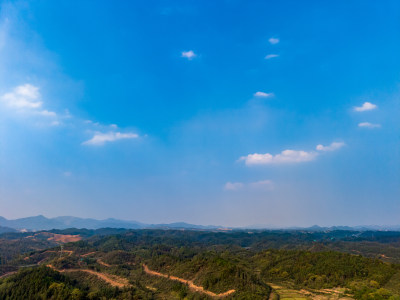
[[97, 259, 111, 267], [143, 264, 235, 298], [47, 265, 130, 288], [81, 252, 96, 257]]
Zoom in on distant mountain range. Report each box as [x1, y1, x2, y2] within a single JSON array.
[[0, 215, 222, 232], [0, 215, 399, 232]]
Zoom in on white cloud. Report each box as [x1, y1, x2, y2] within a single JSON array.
[[63, 171, 72, 177], [1, 84, 42, 109], [224, 182, 244, 191], [265, 54, 279, 60], [1, 84, 61, 126], [181, 50, 196, 60], [254, 91, 274, 98], [316, 142, 345, 152], [240, 149, 317, 166], [358, 122, 381, 129], [224, 180, 274, 191], [354, 102, 377, 112], [15, 84, 40, 99], [241, 141, 345, 166], [38, 109, 57, 117], [83, 131, 139, 146], [268, 37, 279, 44]]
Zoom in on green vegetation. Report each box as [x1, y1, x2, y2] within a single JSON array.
[[256, 250, 397, 288], [0, 229, 399, 299], [0, 266, 153, 299]]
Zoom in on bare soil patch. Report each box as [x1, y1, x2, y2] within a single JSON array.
[[143, 264, 235, 298], [47, 234, 82, 243], [47, 264, 130, 288]]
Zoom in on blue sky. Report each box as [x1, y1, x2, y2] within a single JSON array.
[[0, 0, 399, 227]]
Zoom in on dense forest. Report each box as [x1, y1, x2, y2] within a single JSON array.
[[0, 229, 400, 299]]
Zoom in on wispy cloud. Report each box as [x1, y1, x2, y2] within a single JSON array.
[[0, 84, 61, 126], [224, 180, 274, 191], [83, 131, 139, 146], [181, 50, 196, 60], [358, 122, 381, 129], [265, 54, 279, 60], [224, 182, 244, 191], [240, 142, 344, 166], [316, 142, 345, 152], [2, 85, 141, 142], [254, 91, 274, 98], [240, 150, 317, 165], [37, 109, 57, 117], [268, 37, 279, 44], [1, 84, 42, 109], [354, 102, 377, 112]]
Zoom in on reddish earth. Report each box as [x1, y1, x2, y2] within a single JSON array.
[[47, 265, 130, 288], [143, 264, 235, 298], [81, 252, 96, 257], [47, 234, 82, 243], [97, 259, 111, 267]]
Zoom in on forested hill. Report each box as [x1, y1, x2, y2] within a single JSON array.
[[0, 229, 400, 299]]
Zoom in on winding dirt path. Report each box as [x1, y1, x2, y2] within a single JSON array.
[[143, 264, 235, 298], [47, 265, 130, 288], [97, 259, 111, 267], [81, 252, 96, 257]]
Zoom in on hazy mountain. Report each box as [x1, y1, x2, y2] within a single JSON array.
[[0, 215, 143, 231], [0, 215, 63, 231], [53, 216, 144, 230], [0, 225, 17, 234], [0, 216, 220, 231], [0, 216, 399, 232], [147, 222, 221, 230]]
